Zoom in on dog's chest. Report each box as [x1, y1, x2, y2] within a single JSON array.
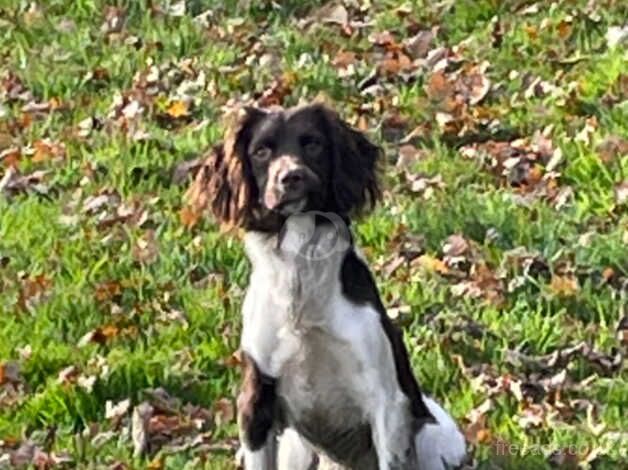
[[278, 328, 377, 466], [279, 328, 365, 423], [241, 228, 390, 464]]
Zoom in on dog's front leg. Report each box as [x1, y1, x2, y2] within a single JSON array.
[[371, 393, 418, 470], [237, 352, 279, 470]]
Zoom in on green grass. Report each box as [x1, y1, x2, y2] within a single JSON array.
[[0, 0, 626, 468]]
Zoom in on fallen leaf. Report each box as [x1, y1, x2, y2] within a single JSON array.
[[17, 274, 53, 311], [57, 365, 79, 385], [0, 168, 49, 198], [179, 206, 201, 229], [321, 4, 348, 26], [94, 281, 122, 302], [101, 6, 126, 35], [557, 20, 572, 39], [132, 230, 159, 265], [78, 325, 120, 346], [32, 139, 66, 163], [596, 135, 628, 164], [414, 255, 450, 275], [425, 72, 452, 102], [442, 234, 470, 258], [464, 398, 493, 445], [106, 398, 131, 420], [170, 158, 203, 186], [404, 30, 434, 59], [549, 275, 579, 297], [606, 25, 628, 48], [77, 374, 97, 392], [332, 50, 357, 69], [0, 148, 20, 168], [132, 402, 153, 457], [166, 100, 189, 118], [407, 174, 444, 198], [614, 181, 628, 205], [387, 304, 411, 320], [212, 398, 235, 426], [396, 144, 426, 169], [165, 1, 185, 17], [0, 362, 20, 385]]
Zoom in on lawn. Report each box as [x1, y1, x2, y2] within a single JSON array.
[[0, 0, 626, 468]]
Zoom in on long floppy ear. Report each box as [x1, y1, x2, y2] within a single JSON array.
[[185, 107, 264, 227], [319, 106, 382, 215]]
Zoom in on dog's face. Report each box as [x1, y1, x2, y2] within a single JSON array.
[[186, 104, 381, 231], [246, 108, 331, 216]]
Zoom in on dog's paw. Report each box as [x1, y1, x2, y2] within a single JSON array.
[[416, 396, 467, 470]]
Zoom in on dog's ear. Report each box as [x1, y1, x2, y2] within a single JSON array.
[[318, 106, 382, 215], [185, 107, 265, 227]]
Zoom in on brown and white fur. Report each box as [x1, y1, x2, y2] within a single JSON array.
[[186, 104, 466, 470]]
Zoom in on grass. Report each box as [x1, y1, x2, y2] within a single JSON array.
[[0, 0, 626, 468]]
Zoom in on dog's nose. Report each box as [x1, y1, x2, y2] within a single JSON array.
[[279, 168, 306, 190]]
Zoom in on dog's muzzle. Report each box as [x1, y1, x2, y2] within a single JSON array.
[[263, 156, 319, 214]]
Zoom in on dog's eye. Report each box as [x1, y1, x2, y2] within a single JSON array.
[[303, 140, 322, 157], [252, 146, 272, 162]]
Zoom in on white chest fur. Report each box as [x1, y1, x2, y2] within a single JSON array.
[[240, 218, 399, 423]]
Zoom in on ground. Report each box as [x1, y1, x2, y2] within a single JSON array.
[[0, 1, 626, 469]]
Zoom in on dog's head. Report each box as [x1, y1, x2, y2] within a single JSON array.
[[186, 104, 382, 231]]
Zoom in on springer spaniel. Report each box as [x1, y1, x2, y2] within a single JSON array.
[[186, 104, 466, 470]]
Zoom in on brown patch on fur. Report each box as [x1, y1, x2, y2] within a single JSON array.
[[237, 351, 277, 450], [184, 108, 258, 228]]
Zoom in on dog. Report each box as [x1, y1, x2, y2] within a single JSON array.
[[186, 103, 466, 469]]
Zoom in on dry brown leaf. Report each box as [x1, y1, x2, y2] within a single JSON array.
[[0, 168, 49, 197], [524, 24, 538, 40], [378, 52, 413, 75], [32, 139, 66, 163], [464, 398, 493, 445], [212, 398, 235, 426], [78, 325, 120, 346], [442, 234, 470, 258], [404, 30, 434, 59], [332, 51, 357, 69], [147, 457, 164, 470], [397, 144, 425, 170], [94, 281, 122, 302], [320, 4, 348, 26], [370, 31, 397, 47], [0, 362, 20, 385], [596, 135, 628, 164], [172, 157, 203, 185], [425, 72, 451, 102], [0, 148, 21, 168], [17, 274, 53, 311], [549, 275, 579, 297], [414, 255, 450, 275], [132, 230, 159, 265], [557, 20, 572, 39], [179, 206, 201, 229]]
